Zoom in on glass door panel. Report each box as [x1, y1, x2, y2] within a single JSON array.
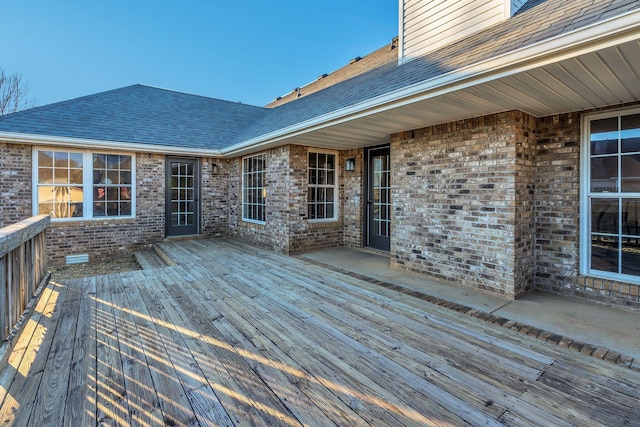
[[165, 158, 200, 236]]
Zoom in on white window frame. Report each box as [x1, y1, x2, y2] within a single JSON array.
[[241, 153, 266, 224], [580, 106, 640, 284], [307, 149, 339, 222], [32, 147, 136, 221]]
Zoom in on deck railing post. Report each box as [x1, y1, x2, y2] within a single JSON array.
[[0, 215, 50, 346]]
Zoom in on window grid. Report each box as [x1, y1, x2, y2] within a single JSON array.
[[242, 154, 266, 223], [93, 154, 133, 217], [586, 111, 640, 279], [308, 152, 337, 220], [372, 155, 391, 237], [37, 150, 84, 218], [35, 149, 134, 220], [170, 162, 195, 226]]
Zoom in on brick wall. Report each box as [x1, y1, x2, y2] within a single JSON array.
[[0, 147, 232, 265], [390, 106, 640, 306], [201, 157, 229, 237], [390, 112, 531, 298], [46, 152, 166, 264], [0, 143, 32, 227], [289, 146, 345, 254], [229, 145, 352, 254], [342, 148, 364, 248], [534, 113, 581, 294], [534, 107, 640, 309], [229, 147, 291, 253], [513, 112, 538, 295]]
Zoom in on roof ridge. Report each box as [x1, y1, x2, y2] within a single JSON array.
[[134, 84, 267, 110], [0, 84, 143, 120], [0, 84, 267, 121]]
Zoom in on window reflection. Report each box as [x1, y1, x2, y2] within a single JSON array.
[[591, 199, 618, 234], [590, 117, 618, 155], [621, 114, 640, 152], [621, 155, 640, 192], [589, 112, 640, 277], [591, 236, 619, 273]]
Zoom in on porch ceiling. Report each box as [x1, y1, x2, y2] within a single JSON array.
[[264, 39, 640, 151]]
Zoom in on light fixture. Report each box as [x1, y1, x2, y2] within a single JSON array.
[[345, 158, 355, 171], [212, 163, 219, 175]]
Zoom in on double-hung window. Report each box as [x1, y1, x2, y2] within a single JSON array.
[[308, 151, 337, 221], [242, 153, 266, 223], [34, 149, 134, 219], [582, 108, 640, 282]]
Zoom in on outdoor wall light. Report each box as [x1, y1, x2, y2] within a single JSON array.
[[212, 163, 219, 175], [345, 158, 356, 171]]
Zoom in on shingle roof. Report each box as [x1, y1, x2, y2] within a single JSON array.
[[232, 0, 640, 144], [0, 84, 269, 150], [0, 0, 638, 152]]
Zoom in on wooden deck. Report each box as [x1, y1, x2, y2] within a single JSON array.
[[0, 238, 638, 426]]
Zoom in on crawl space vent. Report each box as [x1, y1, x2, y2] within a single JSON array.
[[66, 254, 89, 265]]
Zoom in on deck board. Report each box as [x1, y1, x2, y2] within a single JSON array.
[[1, 238, 639, 426]]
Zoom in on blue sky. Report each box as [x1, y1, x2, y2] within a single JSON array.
[[0, 1, 398, 108]]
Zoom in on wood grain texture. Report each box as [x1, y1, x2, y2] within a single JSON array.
[[0, 238, 638, 426]]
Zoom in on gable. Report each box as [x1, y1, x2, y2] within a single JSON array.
[[399, 0, 528, 63]]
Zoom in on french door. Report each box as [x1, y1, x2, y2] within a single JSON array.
[[165, 157, 200, 237], [366, 146, 391, 251]]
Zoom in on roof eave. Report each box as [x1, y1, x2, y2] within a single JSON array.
[[0, 132, 224, 157], [221, 8, 640, 157]]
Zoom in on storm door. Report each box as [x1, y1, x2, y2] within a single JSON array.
[[165, 157, 200, 237], [366, 146, 391, 251]]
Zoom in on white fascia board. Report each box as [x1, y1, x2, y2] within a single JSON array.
[[221, 8, 640, 157], [0, 132, 223, 157]]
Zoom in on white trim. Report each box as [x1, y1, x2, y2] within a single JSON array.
[[33, 147, 137, 222], [241, 152, 267, 224], [3, 9, 640, 160], [580, 105, 640, 284], [1, 132, 223, 157], [580, 113, 590, 275], [397, 0, 405, 65], [307, 148, 340, 222], [221, 9, 640, 157]]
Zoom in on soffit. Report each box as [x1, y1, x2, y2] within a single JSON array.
[[225, 38, 640, 155]]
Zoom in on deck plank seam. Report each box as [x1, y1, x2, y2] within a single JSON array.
[[300, 257, 639, 372]]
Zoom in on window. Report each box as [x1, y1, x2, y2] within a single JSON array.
[[582, 108, 640, 281], [308, 151, 337, 221], [242, 153, 266, 223], [92, 154, 133, 217], [34, 149, 134, 220]]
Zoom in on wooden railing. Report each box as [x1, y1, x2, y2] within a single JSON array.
[[0, 215, 50, 343]]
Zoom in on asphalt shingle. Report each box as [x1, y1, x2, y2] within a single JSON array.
[[1, 0, 638, 151], [233, 0, 640, 145], [0, 84, 269, 150]]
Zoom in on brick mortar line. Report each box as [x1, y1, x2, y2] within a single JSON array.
[[302, 258, 638, 372]]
